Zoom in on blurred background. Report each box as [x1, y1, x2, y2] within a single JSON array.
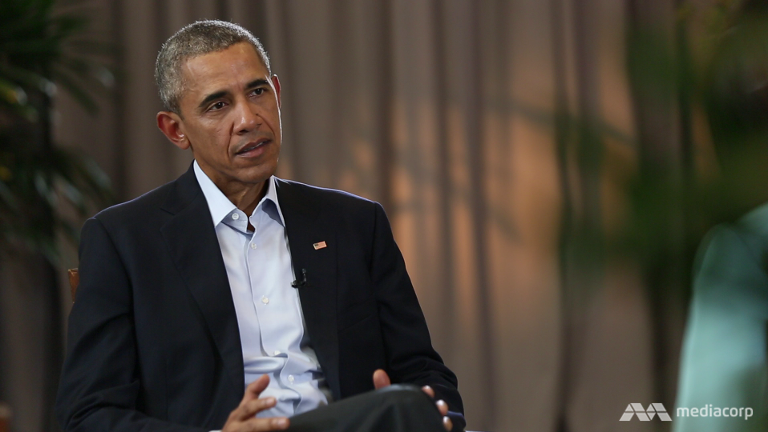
[[2, 0, 767, 431]]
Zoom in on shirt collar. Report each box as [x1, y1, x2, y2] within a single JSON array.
[[193, 160, 285, 227]]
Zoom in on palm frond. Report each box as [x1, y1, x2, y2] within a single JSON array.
[[0, 0, 114, 253]]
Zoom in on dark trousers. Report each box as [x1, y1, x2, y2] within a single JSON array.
[[286, 385, 445, 432]]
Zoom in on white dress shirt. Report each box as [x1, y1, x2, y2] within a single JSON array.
[[194, 161, 331, 419]]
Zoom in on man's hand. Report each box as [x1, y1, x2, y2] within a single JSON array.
[[372, 369, 453, 431], [222, 375, 290, 432]]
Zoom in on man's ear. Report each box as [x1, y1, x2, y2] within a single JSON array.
[[157, 111, 190, 150], [271, 74, 281, 107]]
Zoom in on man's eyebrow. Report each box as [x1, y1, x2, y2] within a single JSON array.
[[196, 79, 270, 111], [246, 79, 270, 89]]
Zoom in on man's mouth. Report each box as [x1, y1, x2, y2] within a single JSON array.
[[236, 139, 270, 156]]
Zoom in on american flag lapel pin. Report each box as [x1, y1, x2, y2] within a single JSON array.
[[313, 241, 327, 250]]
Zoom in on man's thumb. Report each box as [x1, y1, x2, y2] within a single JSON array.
[[372, 369, 391, 389]]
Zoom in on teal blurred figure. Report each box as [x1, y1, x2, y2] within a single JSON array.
[[674, 1, 768, 431], [675, 209, 768, 431]]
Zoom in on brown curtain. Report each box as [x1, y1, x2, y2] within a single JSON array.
[[0, 0, 688, 431]]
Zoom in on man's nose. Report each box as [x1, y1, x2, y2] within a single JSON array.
[[233, 101, 262, 134]]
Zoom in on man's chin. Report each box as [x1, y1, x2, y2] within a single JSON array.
[[239, 162, 279, 184]]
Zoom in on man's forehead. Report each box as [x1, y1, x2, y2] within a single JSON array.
[[179, 43, 269, 94]]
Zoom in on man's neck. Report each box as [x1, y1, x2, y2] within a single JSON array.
[[220, 180, 268, 216], [195, 161, 269, 216]]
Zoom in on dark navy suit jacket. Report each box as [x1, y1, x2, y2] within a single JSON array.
[[55, 165, 463, 431]]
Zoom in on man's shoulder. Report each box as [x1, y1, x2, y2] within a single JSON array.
[[275, 178, 380, 211], [274, 178, 389, 234], [91, 177, 182, 226]]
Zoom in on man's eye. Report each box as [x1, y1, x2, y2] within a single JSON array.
[[252, 88, 266, 96], [209, 101, 226, 111]]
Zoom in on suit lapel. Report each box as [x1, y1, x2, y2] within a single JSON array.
[[155, 171, 340, 400], [276, 179, 341, 400], [159, 166, 245, 394]]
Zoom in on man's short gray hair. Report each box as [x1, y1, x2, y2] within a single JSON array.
[[155, 20, 271, 114]]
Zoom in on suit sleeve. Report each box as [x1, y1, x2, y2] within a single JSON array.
[[673, 225, 768, 432], [55, 217, 205, 432], [368, 202, 465, 430]]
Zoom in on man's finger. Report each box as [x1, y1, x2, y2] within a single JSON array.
[[230, 396, 277, 422], [242, 397, 277, 417], [242, 375, 270, 404], [442, 416, 453, 431], [241, 416, 290, 431], [372, 369, 391, 389], [435, 400, 448, 416], [421, 385, 435, 398], [270, 417, 290, 430], [225, 415, 289, 432], [223, 395, 288, 431]]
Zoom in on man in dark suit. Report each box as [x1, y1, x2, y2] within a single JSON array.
[[55, 20, 463, 432]]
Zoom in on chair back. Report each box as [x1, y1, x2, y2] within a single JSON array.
[[68, 268, 79, 302], [0, 402, 11, 432]]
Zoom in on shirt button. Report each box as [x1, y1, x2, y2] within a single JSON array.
[[231, 213, 240, 220], [273, 350, 281, 356], [261, 296, 269, 304], [288, 375, 295, 383], [250, 243, 257, 249]]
